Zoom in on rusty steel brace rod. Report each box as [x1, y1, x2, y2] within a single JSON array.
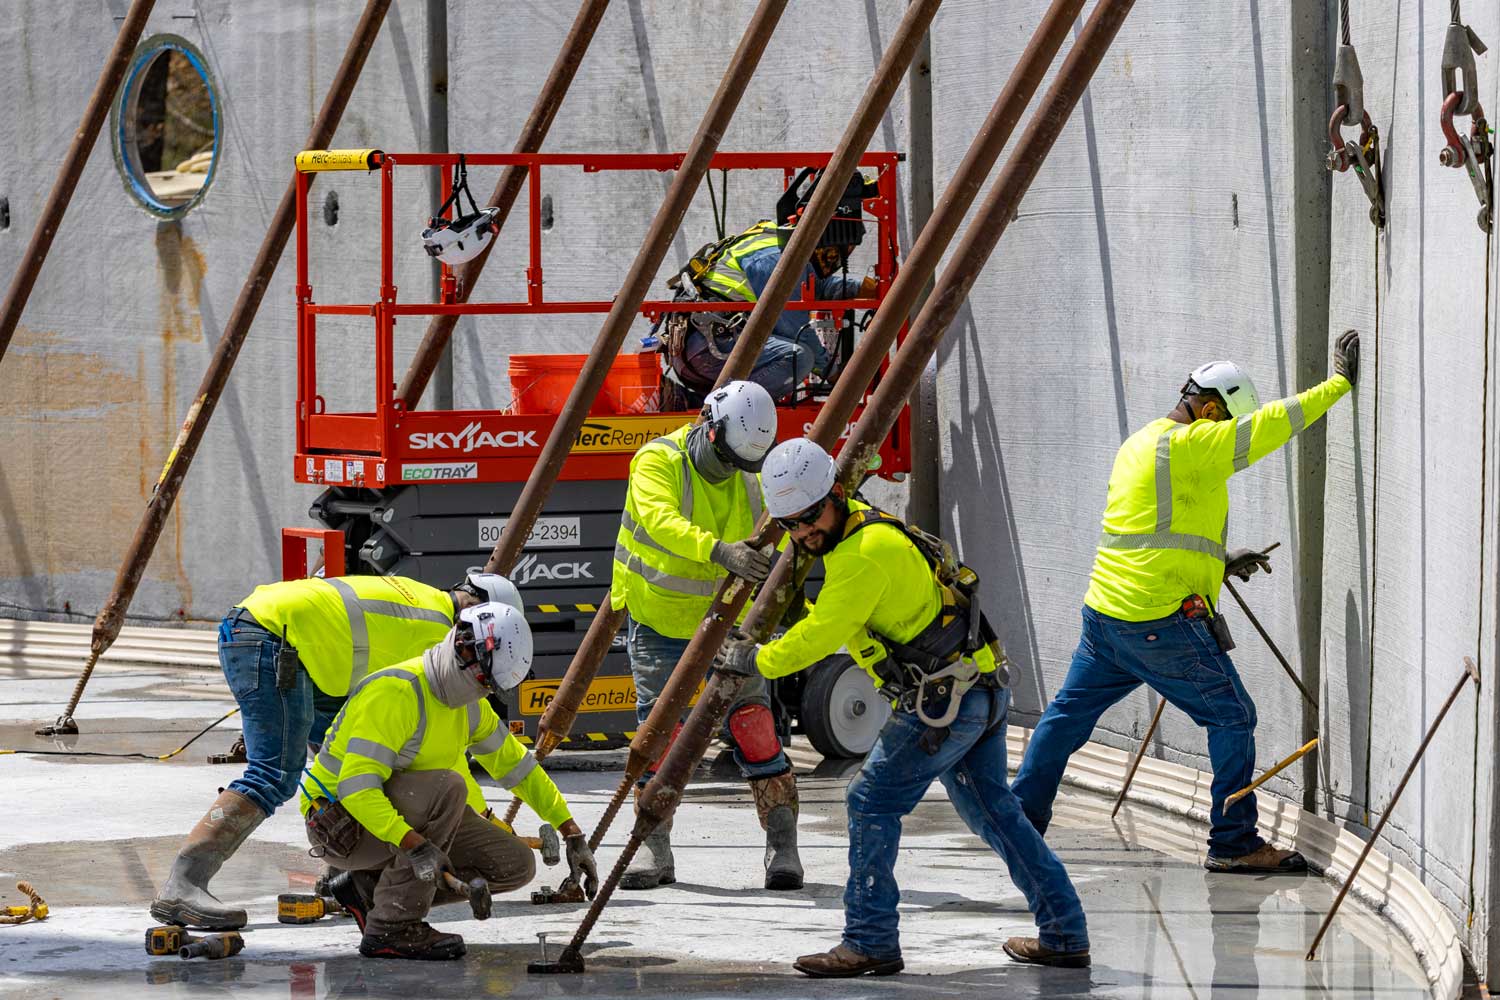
[[583, 0, 1091, 853], [513, 0, 945, 839], [1112, 699, 1166, 819], [481, 0, 789, 582], [396, 0, 612, 408], [37, 0, 394, 737], [0, 0, 157, 367], [1223, 583, 1318, 709], [1306, 657, 1480, 961], [549, 0, 1138, 967]]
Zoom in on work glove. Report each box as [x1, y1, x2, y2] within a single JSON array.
[[1224, 547, 1274, 583], [403, 838, 456, 885], [711, 540, 773, 583], [1333, 328, 1360, 386], [713, 631, 762, 677], [565, 834, 599, 900]]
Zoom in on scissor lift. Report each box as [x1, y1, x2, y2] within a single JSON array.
[[291, 150, 910, 750]]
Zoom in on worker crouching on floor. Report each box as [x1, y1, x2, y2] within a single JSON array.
[[610, 380, 806, 891], [151, 571, 522, 930], [1012, 331, 1360, 873], [719, 439, 1090, 978], [299, 603, 598, 960]]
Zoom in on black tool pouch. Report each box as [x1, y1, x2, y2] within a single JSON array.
[[275, 627, 300, 691], [306, 799, 360, 858], [1208, 612, 1236, 654]]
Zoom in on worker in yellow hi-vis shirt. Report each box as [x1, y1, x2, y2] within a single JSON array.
[[150, 571, 520, 931], [301, 603, 598, 961], [1013, 330, 1360, 876]]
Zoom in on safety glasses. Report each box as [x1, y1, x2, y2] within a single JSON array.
[[775, 494, 830, 532]]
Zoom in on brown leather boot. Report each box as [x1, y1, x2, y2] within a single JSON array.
[[794, 943, 904, 978], [1003, 936, 1091, 968], [1204, 843, 1308, 874], [149, 788, 266, 929], [750, 772, 803, 890]]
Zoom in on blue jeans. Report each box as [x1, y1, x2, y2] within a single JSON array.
[[626, 616, 788, 781], [220, 609, 340, 817], [844, 686, 1089, 959], [1012, 605, 1263, 859], [679, 328, 819, 401]]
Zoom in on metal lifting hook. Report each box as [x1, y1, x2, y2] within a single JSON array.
[[1439, 16, 1494, 232], [1326, 39, 1385, 228]]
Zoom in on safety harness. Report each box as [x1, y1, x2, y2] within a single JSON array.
[[841, 508, 1008, 752]]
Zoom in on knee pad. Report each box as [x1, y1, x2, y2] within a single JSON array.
[[642, 722, 684, 783], [727, 703, 782, 764]]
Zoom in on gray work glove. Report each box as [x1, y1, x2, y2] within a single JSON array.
[[565, 834, 599, 900], [1224, 547, 1274, 583], [713, 631, 761, 677], [403, 838, 456, 885], [1333, 328, 1360, 386], [711, 540, 773, 582]]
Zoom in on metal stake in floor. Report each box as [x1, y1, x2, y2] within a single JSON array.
[[36, 0, 396, 737], [536, 0, 1140, 970]]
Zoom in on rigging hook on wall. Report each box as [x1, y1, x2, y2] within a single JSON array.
[[1326, 2, 1385, 227], [1438, 4, 1493, 232]]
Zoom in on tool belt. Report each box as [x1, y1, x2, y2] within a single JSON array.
[[1181, 593, 1235, 654], [305, 796, 361, 858]]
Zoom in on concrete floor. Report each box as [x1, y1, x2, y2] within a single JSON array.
[[0, 660, 1438, 999]]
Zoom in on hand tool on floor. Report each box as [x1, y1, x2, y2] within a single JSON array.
[[441, 871, 492, 920], [0, 882, 48, 925], [531, 878, 587, 906], [180, 932, 245, 960], [276, 892, 347, 924]]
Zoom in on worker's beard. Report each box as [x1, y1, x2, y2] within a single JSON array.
[[424, 633, 488, 707], [796, 501, 847, 557]]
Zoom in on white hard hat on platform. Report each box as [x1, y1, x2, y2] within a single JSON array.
[[761, 438, 837, 519]]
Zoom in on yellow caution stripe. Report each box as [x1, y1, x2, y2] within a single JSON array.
[[531, 603, 602, 615]]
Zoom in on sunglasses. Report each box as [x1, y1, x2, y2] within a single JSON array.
[[775, 494, 830, 532]]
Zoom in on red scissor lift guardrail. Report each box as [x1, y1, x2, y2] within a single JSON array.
[[293, 151, 912, 490]]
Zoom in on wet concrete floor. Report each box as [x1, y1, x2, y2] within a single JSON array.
[[0, 661, 1441, 998]]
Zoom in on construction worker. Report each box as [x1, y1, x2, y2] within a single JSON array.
[[150, 570, 521, 930], [300, 602, 598, 960], [720, 439, 1091, 977], [1012, 331, 1361, 874], [610, 380, 804, 891], [659, 170, 879, 408]]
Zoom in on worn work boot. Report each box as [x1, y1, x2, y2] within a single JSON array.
[[359, 921, 467, 961], [794, 943, 904, 978], [1204, 843, 1309, 874], [327, 870, 377, 933], [620, 787, 675, 890], [751, 771, 804, 890], [1003, 936, 1092, 968], [149, 788, 266, 929]]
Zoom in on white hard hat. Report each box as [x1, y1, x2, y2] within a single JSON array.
[[762, 438, 837, 519], [1184, 361, 1260, 419], [457, 601, 533, 693], [422, 207, 500, 266], [460, 569, 524, 614], [704, 380, 778, 471]]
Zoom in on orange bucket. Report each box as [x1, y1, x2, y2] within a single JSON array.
[[508, 352, 661, 415]]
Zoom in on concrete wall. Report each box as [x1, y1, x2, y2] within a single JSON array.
[[1, 0, 1495, 980]]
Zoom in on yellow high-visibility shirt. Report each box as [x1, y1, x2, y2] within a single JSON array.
[[1084, 374, 1351, 621], [299, 657, 572, 845]]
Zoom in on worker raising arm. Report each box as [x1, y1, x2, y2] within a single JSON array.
[[150, 570, 521, 931], [1012, 331, 1360, 875], [720, 439, 1090, 978], [610, 381, 806, 892], [300, 603, 597, 961]]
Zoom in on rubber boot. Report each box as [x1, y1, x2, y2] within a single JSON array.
[[751, 771, 804, 891], [620, 787, 675, 890], [149, 788, 266, 929]]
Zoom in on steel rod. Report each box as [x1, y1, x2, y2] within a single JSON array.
[[1225, 737, 1319, 807], [564, 0, 1137, 958], [1223, 577, 1318, 708], [37, 0, 394, 737], [587, 0, 1091, 849], [0, 0, 157, 367], [1305, 657, 1479, 960], [1112, 699, 1166, 818], [482, 0, 789, 579], [396, 0, 612, 408]]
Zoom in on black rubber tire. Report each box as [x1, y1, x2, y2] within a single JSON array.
[[799, 656, 888, 760]]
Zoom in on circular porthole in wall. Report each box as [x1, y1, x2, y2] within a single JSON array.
[[112, 35, 220, 218]]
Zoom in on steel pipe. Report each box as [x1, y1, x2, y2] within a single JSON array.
[[37, 0, 394, 737], [396, 0, 612, 408], [554, 0, 1138, 967], [1112, 699, 1165, 819], [0, 0, 158, 367]]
